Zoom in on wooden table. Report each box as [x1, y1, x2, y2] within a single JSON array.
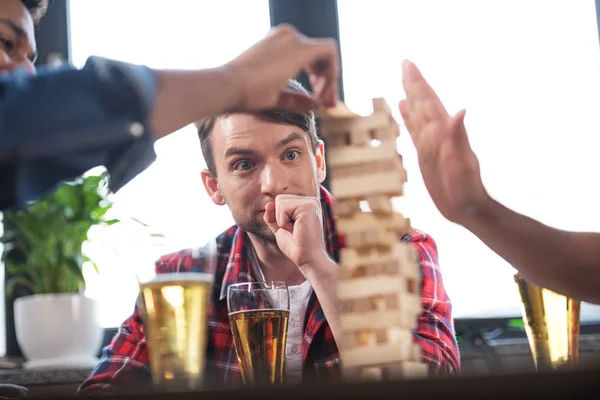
[[27, 366, 600, 399]]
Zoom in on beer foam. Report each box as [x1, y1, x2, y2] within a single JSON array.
[[145, 272, 214, 284]]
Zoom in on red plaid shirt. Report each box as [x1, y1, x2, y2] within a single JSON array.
[[78, 186, 460, 395]]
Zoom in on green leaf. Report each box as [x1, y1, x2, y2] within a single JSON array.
[[5, 260, 31, 275], [90, 204, 111, 221], [1, 172, 119, 295], [130, 217, 150, 227], [64, 258, 85, 287], [6, 276, 34, 297], [150, 233, 165, 238], [83, 256, 100, 275]]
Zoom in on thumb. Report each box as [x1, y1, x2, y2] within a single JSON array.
[[450, 109, 470, 144], [263, 201, 279, 234]]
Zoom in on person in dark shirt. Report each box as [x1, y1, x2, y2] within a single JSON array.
[[0, 0, 341, 210]]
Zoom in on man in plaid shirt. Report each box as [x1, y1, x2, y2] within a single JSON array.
[[78, 81, 460, 395]]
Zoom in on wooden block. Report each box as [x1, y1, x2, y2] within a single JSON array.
[[318, 101, 360, 119], [372, 97, 391, 114], [339, 309, 419, 332], [327, 134, 349, 148], [398, 291, 422, 314], [321, 112, 390, 136], [356, 330, 377, 347], [339, 244, 419, 282], [385, 361, 429, 380], [333, 199, 361, 218], [366, 195, 393, 214], [338, 276, 410, 300], [344, 366, 383, 382], [349, 129, 371, 146], [331, 156, 406, 182], [336, 211, 409, 237], [411, 344, 422, 362], [340, 291, 421, 315], [331, 170, 406, 199], [338, 255, 420, 285], [328, 143, 398, 168], [373, 125, 400, 142], [341, 336, 413, 368], [359, 367, 384, 381]]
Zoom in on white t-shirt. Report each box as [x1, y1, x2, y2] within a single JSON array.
[[247, 244, 313, 383]]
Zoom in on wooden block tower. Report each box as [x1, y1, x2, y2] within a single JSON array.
[[318, 98, 429, 381]]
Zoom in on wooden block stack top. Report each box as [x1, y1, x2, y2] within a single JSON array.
[[318, 99, 428, 382]]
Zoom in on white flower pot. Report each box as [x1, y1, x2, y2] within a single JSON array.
[[14, 293, 104, 370]]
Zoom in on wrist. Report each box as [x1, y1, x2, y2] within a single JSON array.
[[458, 194, 499, 232], [219, 62, 247, 112], [300, 254, 337, 279]]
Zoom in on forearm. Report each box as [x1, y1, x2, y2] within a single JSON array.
[[150, 66, 240, 138], [462, 197, 600, 303], [303, 258, 343, 344]]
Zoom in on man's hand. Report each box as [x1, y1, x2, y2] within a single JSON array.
[[226, 23, 340, 113], [399, 60, 489, 225], [263, 194, 329, 270]]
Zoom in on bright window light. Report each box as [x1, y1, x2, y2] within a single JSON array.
[[66, 0, 271, 328], [337, 0, 600, 322]]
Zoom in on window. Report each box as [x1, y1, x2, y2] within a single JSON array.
[[68, 0, 271, 328], [337, 0, 600, 321]]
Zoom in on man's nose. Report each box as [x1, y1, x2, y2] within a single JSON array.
[[260, 164, 289, 197]]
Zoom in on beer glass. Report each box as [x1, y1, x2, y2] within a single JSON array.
[[514, 273, 580, 372], [227, 281, 290, 386], [136, 239, 218, 392]]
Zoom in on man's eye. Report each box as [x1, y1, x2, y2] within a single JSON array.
[[0, 38, 14, 52], [234, 160, 253, 171], [284, 151, 299, 161]]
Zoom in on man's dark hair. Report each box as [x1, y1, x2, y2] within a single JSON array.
[[21, 0, 48, 24], [196, 79, 319, 176]]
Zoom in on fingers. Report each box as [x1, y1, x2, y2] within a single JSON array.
[[450, 109, 471, 146], [272, 195, 321, 230], [263, 201, 278, 234], [401, 59, 448, 122], [304, 38, 340, 107], [276, 90, 315, 112], [399, 99, 417, 140], [276, 199, 295, 233]]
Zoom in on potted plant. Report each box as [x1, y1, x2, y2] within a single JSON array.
[[0, 172, 118, 369]]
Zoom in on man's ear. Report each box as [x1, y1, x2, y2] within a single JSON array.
[[201, 169, 226, 206], [315, 139, 327, 184]]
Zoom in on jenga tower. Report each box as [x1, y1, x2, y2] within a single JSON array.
[[319, 98, 428, 381]]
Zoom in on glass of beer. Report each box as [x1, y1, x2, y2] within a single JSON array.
[[514, 273, 580, 372], [227, 281, 290, 387], [136, 239, 218, 392]]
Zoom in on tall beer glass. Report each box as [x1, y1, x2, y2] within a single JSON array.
[[227, 281, 290, 386], [514, 273, 580, 372], [136, 239, 218, 392]]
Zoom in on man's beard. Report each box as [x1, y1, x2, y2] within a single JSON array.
[[233, 213, 277, 245]]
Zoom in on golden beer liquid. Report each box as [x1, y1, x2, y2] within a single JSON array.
[[515, 274, 580, 372], [139, 273, 213, 391], [229, 309, 290, 386]]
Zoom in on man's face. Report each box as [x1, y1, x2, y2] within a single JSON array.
[[201, 114, 326, 243], [0, 0, 37, 75]]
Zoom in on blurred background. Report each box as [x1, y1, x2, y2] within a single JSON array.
[[2, 0, 600, 382]]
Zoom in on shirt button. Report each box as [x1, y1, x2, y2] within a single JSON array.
[[129, 122, 144, 137], [291, 345, 299, 354]]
